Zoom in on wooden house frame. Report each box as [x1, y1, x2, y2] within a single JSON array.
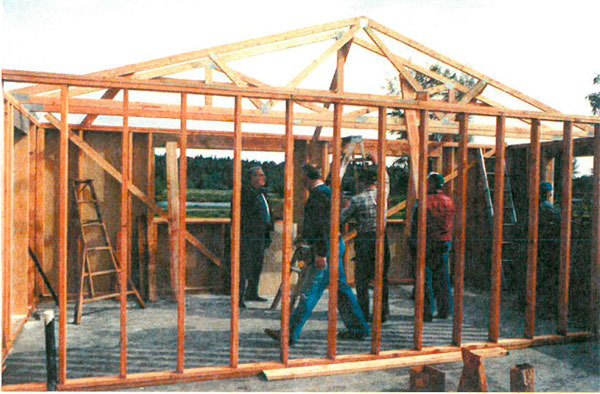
[[2, 16, 599, 390]]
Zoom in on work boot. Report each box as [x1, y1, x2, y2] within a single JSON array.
[[264, 328, 295, 346], [246, 295, 268, 302], [337, 330, 366, 340]]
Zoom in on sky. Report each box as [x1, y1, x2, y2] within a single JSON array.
[[1, 0, 599, 170]]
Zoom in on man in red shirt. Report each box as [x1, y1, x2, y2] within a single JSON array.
[[411, 172, 455, 322]]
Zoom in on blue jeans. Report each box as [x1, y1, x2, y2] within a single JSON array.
[[289, 239, 370, 343], [424, 241, 453, 319]]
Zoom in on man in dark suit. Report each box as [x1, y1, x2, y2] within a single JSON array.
[[239, 166, 274, 307]]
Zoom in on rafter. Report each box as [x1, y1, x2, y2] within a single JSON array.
[[460, 80, 488, 103], [79, 88, 121, 127], [14, 17, 360, 98], [367, 17, 592, 134], [363, 26, 422, 92], [209, 54, 265, 110], [286, 24, 360, 89]]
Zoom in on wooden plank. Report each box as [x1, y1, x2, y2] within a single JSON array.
[[147, 133, 158, 302], [230, 96, 242, 367], [12, 17, 360, 96], [177, 93, 188, 372], [80, 88, 120, 127], [119, 89, 131, 377], [498, 331, 593, 350], [592, 124, 600, 335], [2, 102, 14, 356], [363, 27, 422, 91], [286, 24, 360, 89], [510, 363, 535, 392], [367, 18, 571, 118], [327, 103, 343, 359], [525, 119, 541, 339], [35, 127, 46, 299], [6, 69, 599, 125], [452, 113, 468, 346], [204, 66, 213, 106], [457, 348, 488, 392], [3, 92, 42, 128], [58, 86, 69, 384], [488, 116, 506, 343], [309, 40, 351, 147], [209, 54, 264, 109], [280, 100, 294, 364], [414, 107, 428, 350], [459, 80, 488, 104], [371, 106, 387, 355], [263, 347, 507, 381], [558, 121, 573, 335], [45, 114, 222, 267], [166, 141, 180, 295]]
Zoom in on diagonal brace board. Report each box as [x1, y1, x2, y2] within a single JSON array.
[[45, 114, 222, 267]]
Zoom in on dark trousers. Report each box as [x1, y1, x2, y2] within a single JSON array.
[[240, 236, 267, 299], [354, 232, 390, 321], [424, 241, 453, 320]]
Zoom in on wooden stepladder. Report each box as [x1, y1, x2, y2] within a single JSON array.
[[71, 179, 145, 324]]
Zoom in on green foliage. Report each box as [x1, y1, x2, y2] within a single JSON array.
[[586, 73, 600, 115], [154, 155, 285, 200]]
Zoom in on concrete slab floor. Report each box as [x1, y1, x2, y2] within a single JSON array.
[[126, 341, 600, 392], [2, 285, 597, 391]]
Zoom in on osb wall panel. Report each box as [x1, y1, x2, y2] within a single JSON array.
[[40, 131, 149, 298], [11, 130, 30, 317]]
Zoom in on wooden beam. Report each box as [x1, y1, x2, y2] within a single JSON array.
[[44, 114, 222, 267], [457, 348, 488, 392], [204, 66, 213, 106], [327, 103, 343, 359], [230, 96, 242, 367], [510, 363, 535, 392], [147, 133, 158, 302], [263, 347, 507, 381], [7, 70, 599, 125], [287, 25, 360, 89], [2, 102, 14, 357], [177, 93, 188, 373], [488, 116, 506, 343], [309, 39, 352, 146], [363, 27, 422, 92], [414, 107, 428, 350], [119, 89, 131, 377], [12, 17, 360, 96], [35, 126, 46, 300], [209, 54, 265, 109], [452, 113, 468, 346], [558, 121, 573, 335], [371, 106, 387, 355], [3, 92, 42, 128], [58, 86, 69, 384], [367, 18, 569, 118], [525, 119, 541, 339], [280, 100, 294, 364], [79, 88, 120, 127], [166, 141, 181, 331], [591, 124, 600, 335], [460, 80, 488, 104]]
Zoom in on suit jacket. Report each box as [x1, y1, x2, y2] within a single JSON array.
[[239, 184, 274, 247]]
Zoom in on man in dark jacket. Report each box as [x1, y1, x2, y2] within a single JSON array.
[[239, 166, 274, 307], [265, 164, 370, 345]]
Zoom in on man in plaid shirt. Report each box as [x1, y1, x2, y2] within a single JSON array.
[[341, 166, 390, 323]]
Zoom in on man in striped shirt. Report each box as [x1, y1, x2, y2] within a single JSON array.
[[341, 166, 390, 323]]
